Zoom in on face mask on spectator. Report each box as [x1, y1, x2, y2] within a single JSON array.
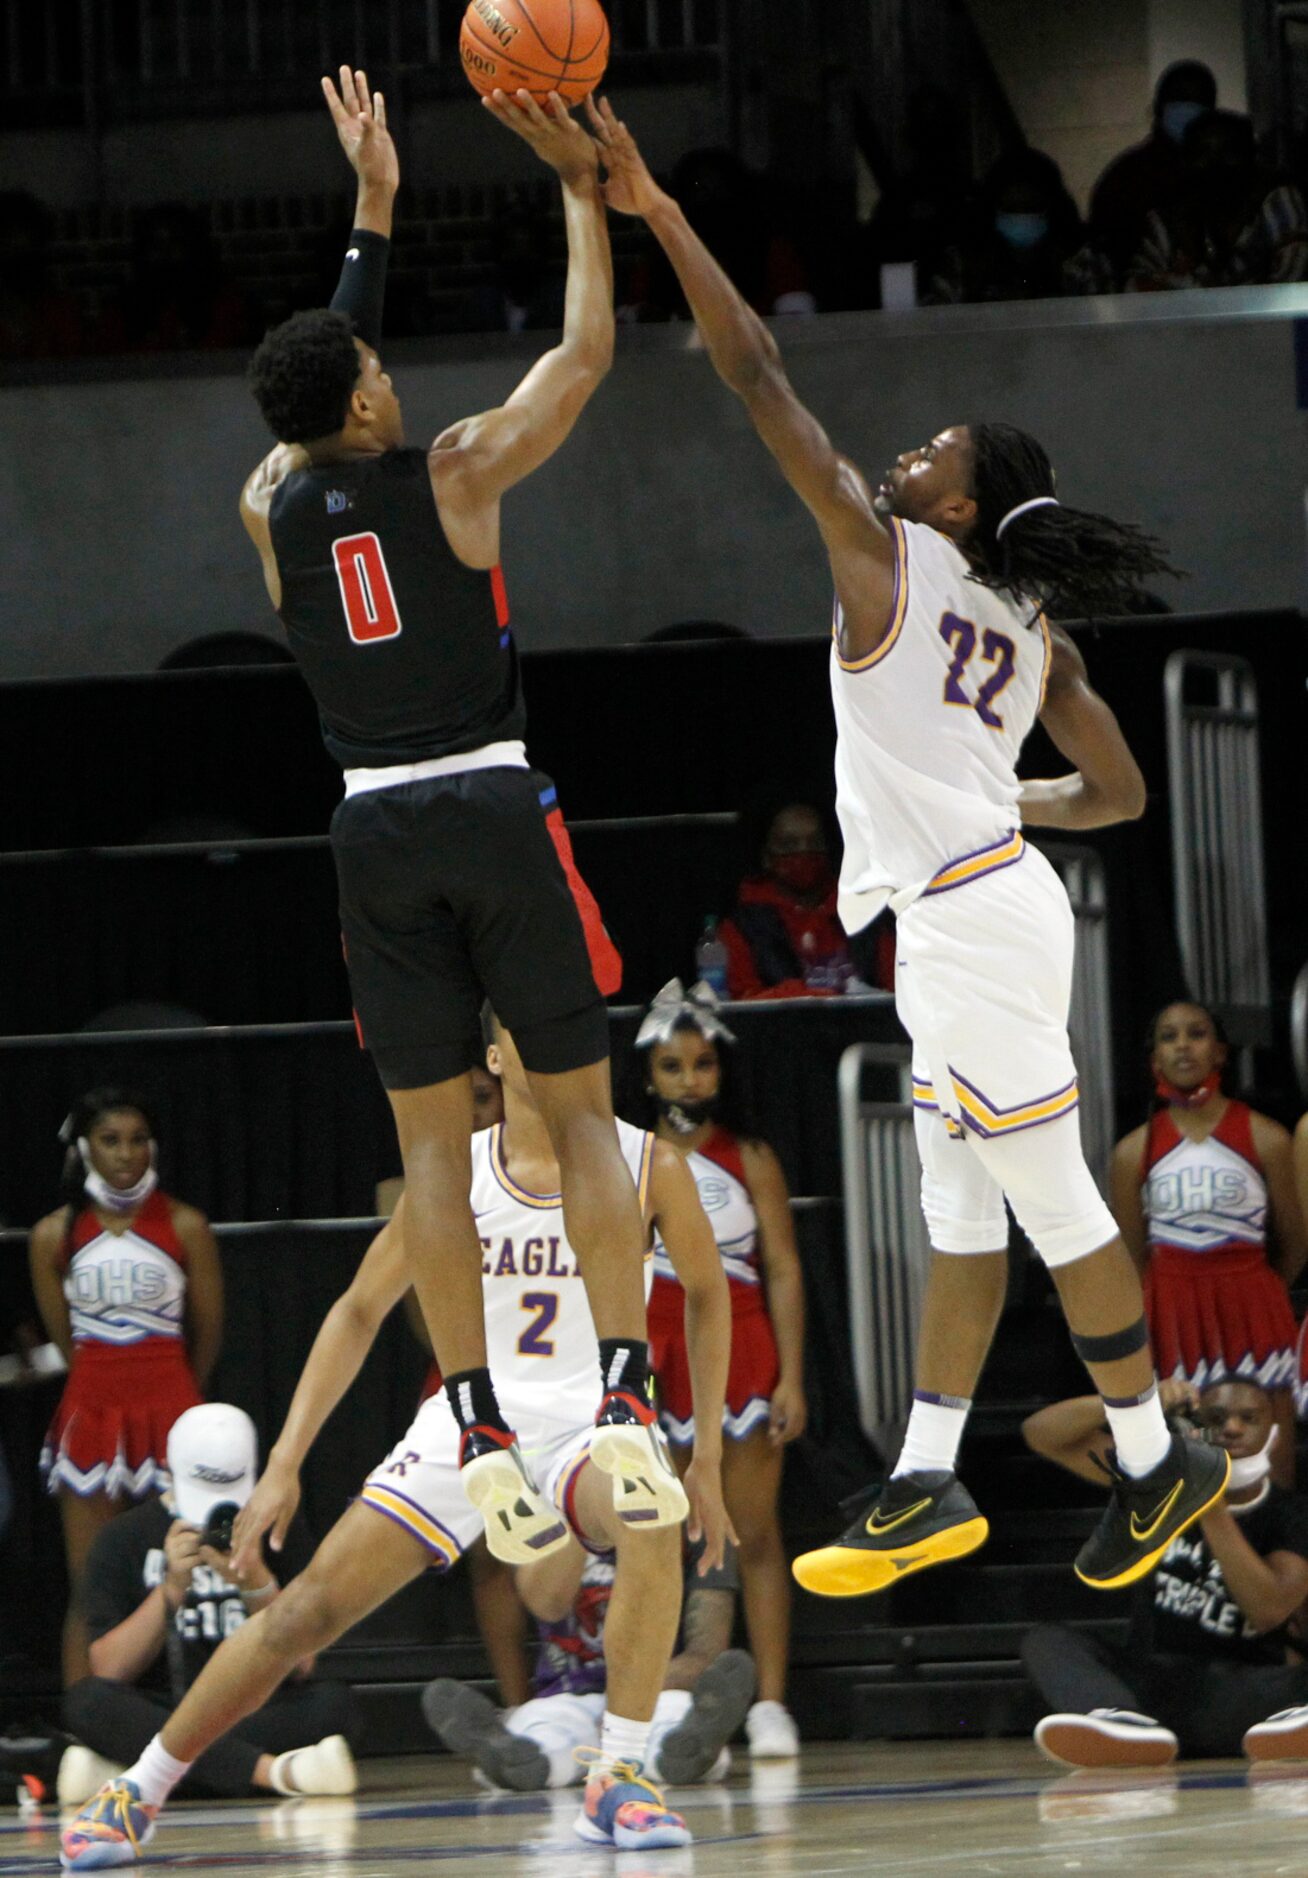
[[650, 1093, 720, 1134], [995, 212, 1049, 250], [1161, 100, 1206, 144], [1154, 1070, 1221, 1109], [78, 1136, 158, 1214], [770, 852, 832, 895], [1228, 1425, 1277, 1492]]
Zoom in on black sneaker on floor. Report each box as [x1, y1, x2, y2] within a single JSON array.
[[791, 1470, 989, 1598], [420, 1679, 550, 1792], [656, 1650, 757, 1784], [1075, 1431, 1230, 1590]]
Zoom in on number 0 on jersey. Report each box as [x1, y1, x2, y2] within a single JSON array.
[[332, 531, 404, 644]]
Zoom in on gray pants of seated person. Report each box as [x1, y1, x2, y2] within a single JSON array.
[[63, 1676, 358, 1798], [1022, 1623, 1308, 1759]]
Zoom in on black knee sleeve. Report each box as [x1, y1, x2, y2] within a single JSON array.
[[1070, 1316, 1149, 1365]]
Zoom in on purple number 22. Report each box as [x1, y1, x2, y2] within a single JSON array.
[[939, 614, 1016, 730]]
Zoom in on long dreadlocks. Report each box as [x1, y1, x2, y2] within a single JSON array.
[[965, 422, 1182, 622]]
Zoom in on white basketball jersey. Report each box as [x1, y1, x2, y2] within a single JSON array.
[[469, 1119, 655, 1420], [831, 516, 1051, 916]]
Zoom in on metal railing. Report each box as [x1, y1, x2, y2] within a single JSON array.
[[1293, 960, 1308, 1101], [1038, 840, 1114, 1190], [1, 0, 722, 105], [1164, 650, 1270, 1045], [838, 1041, 930, 1455]]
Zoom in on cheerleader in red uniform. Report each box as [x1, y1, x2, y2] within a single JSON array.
[[28, 1088, 223, 1682], [637, 981, 806, 1759], [1111, 1003, 1305, 1485]]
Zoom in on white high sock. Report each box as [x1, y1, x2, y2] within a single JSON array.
[[126, 1736, 192, 1808], [597, 1712, 652, 1777], [1103, 1383, 1171, 1478], [891, 1391, 971, 1478]]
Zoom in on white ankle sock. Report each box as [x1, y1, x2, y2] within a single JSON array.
[[598, 1712, 651, 1776], [892, 1391, 971, 1478], [1103, 1383, 1171, 1478], [127, 1736, 192, 1808]]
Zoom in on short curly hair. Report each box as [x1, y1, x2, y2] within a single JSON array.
[[248, 308, 362, 443]]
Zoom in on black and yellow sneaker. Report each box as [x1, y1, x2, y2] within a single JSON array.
[[1075, 1431, 1230, 1590], [791, 1470, 989, 1598]]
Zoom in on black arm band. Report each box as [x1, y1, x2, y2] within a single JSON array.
[[329, 228, 389, 353], [1070, 1317, 1149, 1365]]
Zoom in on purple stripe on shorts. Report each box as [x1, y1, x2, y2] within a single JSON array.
[[356, 1493, 458, 1569]]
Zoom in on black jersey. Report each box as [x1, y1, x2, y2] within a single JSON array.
[[268, 446, 525, 769]]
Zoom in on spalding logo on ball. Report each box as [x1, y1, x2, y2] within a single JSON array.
[[461, 0, 610, 104]]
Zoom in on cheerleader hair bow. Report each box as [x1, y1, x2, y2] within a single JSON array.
[[635, 978, 737, 1049]]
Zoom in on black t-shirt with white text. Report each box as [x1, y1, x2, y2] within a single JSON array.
[[82, 1497, 313, 1697], [1128, 1485, 1308, 1667]]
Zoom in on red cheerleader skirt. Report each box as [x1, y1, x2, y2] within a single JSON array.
[[1144, 1243, 1298, 1393], [41, 1339, 203, 1501], [647, 1272, 780, 1447]]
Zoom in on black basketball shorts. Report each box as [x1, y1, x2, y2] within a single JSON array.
[[330, 766, 609, 1089]]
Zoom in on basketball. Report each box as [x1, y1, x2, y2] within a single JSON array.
[[460, 0, 610, 105]]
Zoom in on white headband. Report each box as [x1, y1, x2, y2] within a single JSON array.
[[995, 496, 1060, 539]]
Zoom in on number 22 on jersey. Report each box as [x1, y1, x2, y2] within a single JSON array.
[[939, 613, 1015, 729], [332, 532, 403, 644]]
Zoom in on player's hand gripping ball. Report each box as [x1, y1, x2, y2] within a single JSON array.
[[461, 0, 610, 104]]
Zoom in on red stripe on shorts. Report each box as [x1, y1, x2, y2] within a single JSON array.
[[544, 807, 623, 997]]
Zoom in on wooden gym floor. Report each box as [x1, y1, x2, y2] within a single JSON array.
[[8, 1741, 1308, 1877]]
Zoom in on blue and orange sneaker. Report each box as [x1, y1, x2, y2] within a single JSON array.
[[60, 1780, 157, 1870], [575, 1759, 692, 1850], [590, 1392, 689, 1530]]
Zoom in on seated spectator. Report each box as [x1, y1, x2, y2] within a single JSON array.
[[1127, 110, 1308, 290], [29, 1089, 224, 1684], [1089, 61, 1219, 279], [0, 191, 84, 360], [422, 1539, 753, 1789], [58, 1404, 357, 1807], [1110, 1001, 1304, 1483], [1021, 1377, 1308, 1767], [634, 979, 802, 1758], [105, 204, 251, 352], [854, 85, 975, 310], [932, 148, 1092, 305], [719, 803, 866, 1000]]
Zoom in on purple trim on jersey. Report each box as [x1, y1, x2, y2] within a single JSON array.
[[921, 831, 1026, 898], [889, 517, 904, 631], [355, 1485, 462, 1567], [949, 1066, 1079, 1138]]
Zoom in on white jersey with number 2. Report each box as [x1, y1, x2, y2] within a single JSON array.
[[831, 515, 1051, 926]]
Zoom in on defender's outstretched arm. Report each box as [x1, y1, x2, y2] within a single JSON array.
[[586, 96, 894, 646]]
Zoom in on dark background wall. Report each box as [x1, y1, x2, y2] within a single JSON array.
[[3, 293, 1307, 679]]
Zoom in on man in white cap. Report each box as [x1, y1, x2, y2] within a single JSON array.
[[57, 1403, 357, 1806]]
